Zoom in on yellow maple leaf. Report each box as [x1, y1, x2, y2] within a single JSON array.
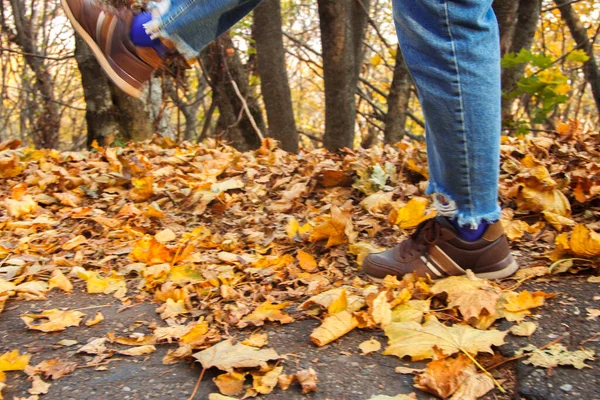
[[252, 365, 283, 395], [383, 316, 506, 361], [327, 289, 348, 315], [286, 218, 313, 239], [238, 301, 293, 328], [389, 198, 435, 229], [84, 311, 105, 326], [242, 333, 268, 348], [516, 187, 571, 217], [0, 154, 24, 178], [349, 242, 384, 265], [180, 322, 210, 345], [542, 211, 575, 232], [501, 290, 554, 322], [0, 350, 30, 371], [358, 338, 382, 355], [309, 205, 356, 247], [130, 236, 173, 265], [21, 309, 85, 332], [569, 224, 600, 258], [310, 310, 359, 346], [193, 340, 280, 372], [215, 371, 246, 396], [5, 195, 37, 219]]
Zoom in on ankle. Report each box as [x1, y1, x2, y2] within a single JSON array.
[[130, 12, 168, 58], [448, 217, 489, 241]]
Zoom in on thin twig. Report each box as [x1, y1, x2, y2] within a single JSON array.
[[187, 367, 207, 400]]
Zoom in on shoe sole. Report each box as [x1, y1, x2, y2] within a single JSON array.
[[366, 258, 519, 282], [62, 0, 142, 98]]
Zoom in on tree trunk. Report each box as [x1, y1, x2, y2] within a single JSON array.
[[317, 0, 370, 151], [384, 47, 412, 144], [254, 0, 298, 153], [554, 0, 600, 116], [202, 33, 266, 151], [74, 35, 119, 147], [6, 0, 60, 148], [492, 0, 519, 55], [501, 0, 542, 116]]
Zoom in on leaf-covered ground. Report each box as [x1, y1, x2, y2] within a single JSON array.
[[0, 121, 599, 399]]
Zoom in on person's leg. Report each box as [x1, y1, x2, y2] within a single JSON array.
[[144, 0, 263, 60], [62, 0, 262, 97], [363, 0, 517, 279]]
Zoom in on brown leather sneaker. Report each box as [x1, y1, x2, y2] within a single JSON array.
[[62, 0, 162, 98], [363, 217, 518, 280]]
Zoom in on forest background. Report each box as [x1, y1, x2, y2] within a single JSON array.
[[0, 0, 599, 152]]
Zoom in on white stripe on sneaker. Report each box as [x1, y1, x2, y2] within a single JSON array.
[[420, 256, 442, 277], [96, 11, 106, 42]]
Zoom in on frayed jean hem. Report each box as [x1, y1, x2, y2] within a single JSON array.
[[426, 184, 501, 228]]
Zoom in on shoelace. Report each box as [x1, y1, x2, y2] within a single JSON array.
[[397, 218, 441, 259]]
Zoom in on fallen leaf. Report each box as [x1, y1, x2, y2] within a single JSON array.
[[278, 374, 297, 390], [349, 242, 384, 265], [394, 366, 423, 375], [509, 321, 537, 337], [309, 205, 356, 247], [252, 365, 283, 395], [327, 289, 348, 315], [414, 353, 474, 398], [389, 198, 435, 229], [501, 291, 554, 322], [301, 287, 365, 312], [21, 309, 85, 332], [0, 350, 30, 371], [155, 229, 176, 243], [517, 343, 595, 369], [449, 373, 495, 400], [48, 270, 73, 292], [214, 371, 246, 396], [208, 394, 238, 400], [371, 291, 392, 326], [130, 176, 154, 202], [296, 250, 318, 273], [77, 338, 108, 355], [238, 301, 293, 328], [28, 375, 50, 395], [516, 187, 571, 217], [310, 311, 359, 346], [5, 195, 37, 218], [542, 211, 575, 232], [62, 235, 87, 250], [569, 224, 600, 258], [383, 316, 506, 361], [32, 360, 77, 380], [296, 368, 318, 394], [358, 339, 382, 355], [586, 308, 600, 320], [242, 333, 268, 348], [431, 272, 501, 320], [368, 395, 416, 400], [85, 311, 104, 327], [118, 345, 156, 356], [193, 340, 280, 372]]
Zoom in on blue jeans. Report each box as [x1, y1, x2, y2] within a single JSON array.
[[146, 0, 502, 227]]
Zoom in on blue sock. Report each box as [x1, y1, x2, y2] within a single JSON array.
[[130, 12, 167, 58], [449, 218, 489, 241]]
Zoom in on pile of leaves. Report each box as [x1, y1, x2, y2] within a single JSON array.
[[0, 120, 598, 399]]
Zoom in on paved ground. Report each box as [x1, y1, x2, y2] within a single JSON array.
[[1, 274, 599, 400]]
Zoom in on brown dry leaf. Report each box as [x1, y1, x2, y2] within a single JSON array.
[[509, 321, 537, 337], [118, 345, 157, 356], [430, 272, 501, 320], [296, 250, 318, 272], [516, 187, 571, 217], [449, 373, 495, 400], [85, 311, 104, 327], [77, 338, 108, 355], [208, 394, 239, 400], [0, 153, 24, 178], [310, 310, 359, 347], [542, 211, 575, 232], [21, 309, 85, 332], [214, 371, 246, 396], [162, 344, 192, 365], [414, 353, 474, 398], [32, 360, 77, 380], [193, 340, 280, 372], [586, 308, 600, 320], [157, 298, 189, 319], [383, 316, 506, 361], [48, 270, 73, 292], [501, 291, 554, 322], [16, 281, 49, 301], [301, 287, 365, 313], [0, 350, 31, 371], [252, 365, 283, 395], [309, 205, 356, 247], [62, 235, 88, 250], [368, 395, 417, 400], [155, 228, 177, 243], [360, 191, 394, 214], [242, 333, 268, 348], [358, 339, 382, 355], [28, 375, 51, 395], [296, 368, 318, 394], [278, 374, 297, 390], [389, 197, 435, 229], [237, 301, 293, 328], [5, 195, 37, 218], [395, 366, 423, 375], [54, 192, 82, 207], [517, 343, 595, 369]]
